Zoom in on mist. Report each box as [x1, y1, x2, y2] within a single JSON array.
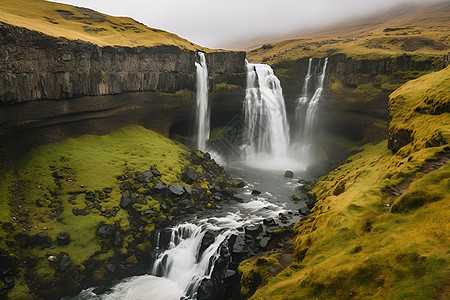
[[49, 0, 442, 49]]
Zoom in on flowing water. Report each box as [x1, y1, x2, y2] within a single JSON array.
[[292, 58, 328, 167], [195, 52, 210, 151]]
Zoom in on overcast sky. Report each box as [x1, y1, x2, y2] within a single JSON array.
[[49, 0, 440, 49]]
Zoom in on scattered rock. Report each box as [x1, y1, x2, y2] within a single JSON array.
[[263, 218, 276, 226], [152, 180, 166, 193], [103, 188, 112, 193], [284, 170, 294, 178], [245, 224, 263, 237], [34, 232, 52, 248], [151, 167, 161, 177], [52, 252, 72, 271], [56, 232, 71, 246], [51, 171, 64, 179], [120, 181, 133, 191], [178, 199, 193, 211], [181, 168, 199, 184], [96, 224, 115, 238], [251, 190, 261, 195], [258, 237, 271, 249], [142, 171, 154, 183], [167, 185, 185, 198], [113, 231, 124, 247], [120, 193, 133, 209]]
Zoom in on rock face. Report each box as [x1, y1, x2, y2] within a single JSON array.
[[0, 23, 246, 162]]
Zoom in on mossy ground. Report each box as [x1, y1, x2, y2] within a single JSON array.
[[248, 26, 449, 65], [0, 0, 207, 51], [244, 66, 450, 299], [0, 125, 192, 299]]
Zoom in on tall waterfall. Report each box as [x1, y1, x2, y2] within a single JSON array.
[[242, 61, 290, 160], [195, 52, 209, 151], [293, 58, 328, 164]]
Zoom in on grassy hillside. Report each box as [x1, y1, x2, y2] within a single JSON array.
[[0, 0, 208, 51], [239, 67, 450, 299], [247, 2, 450, 63]]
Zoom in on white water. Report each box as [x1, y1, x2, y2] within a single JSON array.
[[292, 58, 328, 166], [195, 52, 209, 151], [241, 61, 302, 170]]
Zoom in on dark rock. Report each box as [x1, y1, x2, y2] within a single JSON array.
[[178, 199, 193, 211], [119, 193, 133, 209], [259, 237, 271, 249], [197, 278, 214, 300], [388, 129, 413, 153], [142, 171, 154, 183], [96, 224, 115, 238], [51, 171, 64, 179], [298, 206, 309, 216], [120, 181, 133, 191], [85, 191, 95, 201], [278, 213, 288, 220], [208, 185, 221, 194], [103, 188, 112, 193], [251, 190, 261, 195], [52, 252, 72, 271], [72, 207, 78, 216], [56, 232, 71, 246], [245, 224, 263, 237], [152, 180, 166, 193], [233, 179, 245, 188], [231, 234, 249, 260], [35, 199, 44, 207], [151, 167, 161, 177], [181, 168, 199, 184], [168, 185, 185, 198], [0, 250, 19, 277], [284, 170, 294, 178], [92, 284, 111, 295], [298, 179, 313, 185], [34, 232, 52, 248], [184, 186, 193, 195], [263, 218, 276, 226], [199, 231, 218, 258], [113, 231, 124, 247], [306, 201, 315, 209]]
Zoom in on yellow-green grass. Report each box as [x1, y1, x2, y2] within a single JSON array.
[[0, 125, 192, 297], [247, 68, 450, 299], [0, 0, 209, 51], [248, 26, 449, 64]]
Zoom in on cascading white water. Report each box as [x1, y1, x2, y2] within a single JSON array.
[[242, 61, 290, 160], [151, 224, 231, 299], [195, 52, 209, 151], [293, 58, 328, 165]]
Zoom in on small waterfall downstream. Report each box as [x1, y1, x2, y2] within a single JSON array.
[[293, 58, 328, 166], [242, 61, 290, 164], [195, 52, 210, 151]]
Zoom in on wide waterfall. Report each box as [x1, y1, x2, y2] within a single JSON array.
[[293, 58, 328, 166], [242, 61, 290, 166], [195, 52, 209, 151]]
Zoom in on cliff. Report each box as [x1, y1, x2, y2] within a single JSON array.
[[0, 22, 246, 162]]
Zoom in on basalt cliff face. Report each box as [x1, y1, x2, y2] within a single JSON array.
[[0, 23, 246, 161], [273, 53, 445, 144]]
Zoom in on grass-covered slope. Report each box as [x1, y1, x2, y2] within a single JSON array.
[[0, 125, 230, 299], [242, 67, 450, 299], [0, 0, 206, 50]]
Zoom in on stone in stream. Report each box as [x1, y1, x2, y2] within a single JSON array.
[[245, 224, 263, 237], [263, 218, 276, 226], [251, 189, 261, 195], [284, 170, 294, 178], [56, 232, 71, 246], [298, 206, 309, 216], [233, 179, 245, 188], [230, 234, 249, 261], [199, 231, 218, 258], [181, 168, 199, 184]]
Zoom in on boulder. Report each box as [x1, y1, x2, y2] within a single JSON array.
[[167, 185, 185, 198], [56, 232, 71, 246], [199, 231, 217, 258], [244, 224, 263, 237], [284, 170, 294, 178], [51, 171, 64, 179], [34, 232, 52, 248], [258, 237, 271, 249], [251, 190, 261, 195], [230, 234, 249, 260], [197, 278, 214, 300], [119, 181, 133, 191], [151, 167, 161, 177], [52, 252, 72, 271], [181, 168, 199, 184], [178, 199, 193, 211], [152, 180, 166, 193], [142, 171, 154, 183], [96, 224, 115, 238], [119, 193, 133, 209], [263, 218, 276, 226]]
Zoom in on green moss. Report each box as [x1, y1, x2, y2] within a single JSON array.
[[212, 83, 242, 93], [250, 67, 450, 299], [351, 83, 382, 103]]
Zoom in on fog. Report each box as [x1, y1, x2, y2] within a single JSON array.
[[49, 0, 441, 49]]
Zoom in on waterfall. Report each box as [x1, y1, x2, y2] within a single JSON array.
[[293, 58, 328, 165], [242, 61, 290, 160], [151, 224, 231, 299], [195, 52, 209, 151]]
